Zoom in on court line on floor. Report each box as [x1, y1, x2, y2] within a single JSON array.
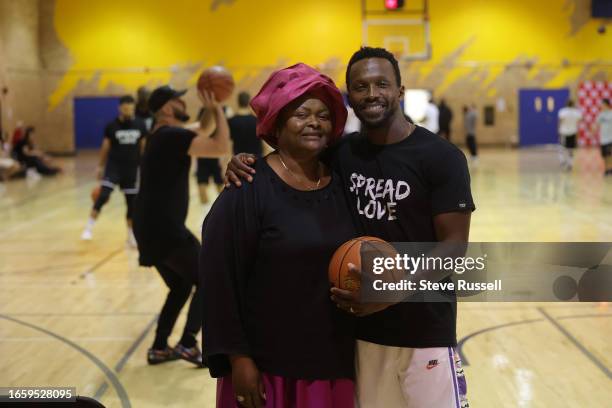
[[457, 313, 612, 368], [115, 314, 158, 372], [457, 318, 543, 366], [0, 313, 131, 407], [81, 247, 124, 276], [93, 314, 158, 401], [537, 308, 611, 379]]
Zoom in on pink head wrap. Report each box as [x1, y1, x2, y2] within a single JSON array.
[[250, 63, 348, 148]]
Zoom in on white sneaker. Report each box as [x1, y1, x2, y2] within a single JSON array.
[[81, 229, 93, 241], [26, 168, 42, 180]]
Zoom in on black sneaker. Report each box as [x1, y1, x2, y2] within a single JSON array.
[[147, 347, 179, 365], [174, 344, 206, 367]]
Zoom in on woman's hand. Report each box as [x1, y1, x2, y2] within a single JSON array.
[[224, 153, 257, 187], [230, 355, 266, 408]]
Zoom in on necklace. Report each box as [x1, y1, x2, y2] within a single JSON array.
[[277, 153, 322, 190]]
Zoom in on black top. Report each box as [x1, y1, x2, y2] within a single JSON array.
[[328, 126, 475, 348], [104, 117, 147, 166], [12, 138, 31, 163], [200, 158, 356, 380], [133, 126, 197, 266], [135, 110, 154, 132], [438, 104, 453, 129], [228, 114, 261, 157]]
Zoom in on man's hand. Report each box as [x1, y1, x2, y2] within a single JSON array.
[[330, 263, 394, 317], [194, 90, 219, 137], [225, 153, 257, 187], [230, 355, 266, 408], [198, 89, 218, 110]]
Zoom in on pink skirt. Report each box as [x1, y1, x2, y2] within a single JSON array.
[[216, 373, 355, 408]]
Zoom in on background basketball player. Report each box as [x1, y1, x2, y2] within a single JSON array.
[[81, 95, 147, 246], [134, 85, 230, 366]]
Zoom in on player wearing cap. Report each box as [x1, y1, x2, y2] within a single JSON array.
[[133, 85, 230, 366], [81, 95, 147, 245]]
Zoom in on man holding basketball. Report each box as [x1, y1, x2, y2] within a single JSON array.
[[81, 95, 147, 246], [134, 85, 230, 365], [227, 47, 473, 408]]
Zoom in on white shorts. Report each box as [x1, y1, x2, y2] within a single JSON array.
[[355, 340, 469, 408]]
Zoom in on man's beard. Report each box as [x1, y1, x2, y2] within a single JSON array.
[[172, 107, 190, 123]]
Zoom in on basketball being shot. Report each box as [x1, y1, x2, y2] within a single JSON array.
[[197, 66, 236, 103], [1, 1, 610, 407]]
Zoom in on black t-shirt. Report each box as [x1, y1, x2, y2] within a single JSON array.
[[133, 126, 197, 266], [135, 110, 154, 133], [228, 114, 261, 157], [201, 159, 356, 380], [104, 117, 147, 166], [12, 138, 31, 163], [329, 126, 475, 348], [439, 105, 453, 129]]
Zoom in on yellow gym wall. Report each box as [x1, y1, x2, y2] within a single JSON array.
[[49, 0, 362, 108], [1, 0, 610, 152]]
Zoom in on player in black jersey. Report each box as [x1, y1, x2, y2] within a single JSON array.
[[81, 95, 147, 246], [134, 85, 230, 366]]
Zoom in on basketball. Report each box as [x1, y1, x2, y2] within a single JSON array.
[[91, 185, 101, 202], [328, 236, 397, 291], [197, 66, 235, 103]]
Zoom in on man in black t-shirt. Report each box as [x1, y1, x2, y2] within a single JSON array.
[[81, 95, 147, 246], [195, 106, 230, 204], [135, 86, 154, 132], [193, 92, 258, 205], [133, 85, 230, 366], [228, 92, 261, 157], [438, 98, 453, 141], [332, 47, 473, 408], [226, 48, 473, 408]]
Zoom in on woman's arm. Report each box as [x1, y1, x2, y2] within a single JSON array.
[[199, 182, 260, 370], [200, 182, 265, 405]]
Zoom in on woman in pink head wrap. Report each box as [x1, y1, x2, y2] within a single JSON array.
[[200, 64, 356, 408]]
